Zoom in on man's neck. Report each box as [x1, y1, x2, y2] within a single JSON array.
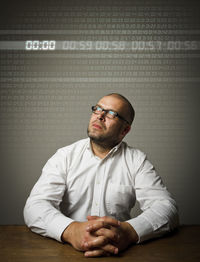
[[90, 140, 114, 159]]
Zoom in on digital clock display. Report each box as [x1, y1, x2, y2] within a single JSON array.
[[25, 40, 56, 50]]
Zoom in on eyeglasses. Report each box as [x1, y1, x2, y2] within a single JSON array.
[[91, 105, 130, 125]]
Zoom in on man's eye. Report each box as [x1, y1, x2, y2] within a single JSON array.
[[108, 111, 115, 115], [96, 107, 102, 111]]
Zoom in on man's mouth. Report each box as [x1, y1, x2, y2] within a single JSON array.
[[92, 123, 104, 130]]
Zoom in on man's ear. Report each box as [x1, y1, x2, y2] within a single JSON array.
[[122, 125, 131, 136]]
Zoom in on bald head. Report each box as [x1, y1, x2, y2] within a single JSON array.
[[104, 93, 135, 125]]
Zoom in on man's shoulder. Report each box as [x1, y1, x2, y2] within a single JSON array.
[[43, 139, 89, 168], [121, 141, 147, 161], [120, 142, 148, 173], [57, 138, 89, 154]]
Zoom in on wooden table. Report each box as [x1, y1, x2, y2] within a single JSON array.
[[0, 225, 200, 261]]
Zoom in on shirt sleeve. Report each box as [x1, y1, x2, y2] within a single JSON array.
[[23, 149, 74, 242], [126, 154, 179, 243]]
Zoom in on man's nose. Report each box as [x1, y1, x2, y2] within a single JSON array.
[[98, 111, 106, 121]]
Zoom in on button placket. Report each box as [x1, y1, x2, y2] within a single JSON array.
[[91, 161, 105, 216]]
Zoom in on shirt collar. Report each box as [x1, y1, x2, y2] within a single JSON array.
[[86, 138, 123, 159]]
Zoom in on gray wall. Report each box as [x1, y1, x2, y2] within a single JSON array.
[[0, 0, 199, 225]]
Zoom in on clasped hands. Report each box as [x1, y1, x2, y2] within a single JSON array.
[[61, 215, 138, 257]]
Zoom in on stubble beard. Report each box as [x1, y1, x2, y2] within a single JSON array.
[[87, 126, 105, 143], [87, 125, 119, 149]]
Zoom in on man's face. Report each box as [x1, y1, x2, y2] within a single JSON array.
[[87, 95, 130, 147]]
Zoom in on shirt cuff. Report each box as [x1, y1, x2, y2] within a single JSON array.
[[126, 215, 154, 243], [46, 214, 74, 242]]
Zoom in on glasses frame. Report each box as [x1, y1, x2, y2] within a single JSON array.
[[91, 105, 130, 125]]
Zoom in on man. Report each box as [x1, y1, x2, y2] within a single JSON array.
[[24, 93, 179, 257]]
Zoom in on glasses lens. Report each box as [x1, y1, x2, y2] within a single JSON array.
[[107, 110, 116, 119], [92, 106, 102, 114], [91, 106, 119, 120]]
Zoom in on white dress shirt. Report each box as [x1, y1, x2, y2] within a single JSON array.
[[24, 138, 179, 243]]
